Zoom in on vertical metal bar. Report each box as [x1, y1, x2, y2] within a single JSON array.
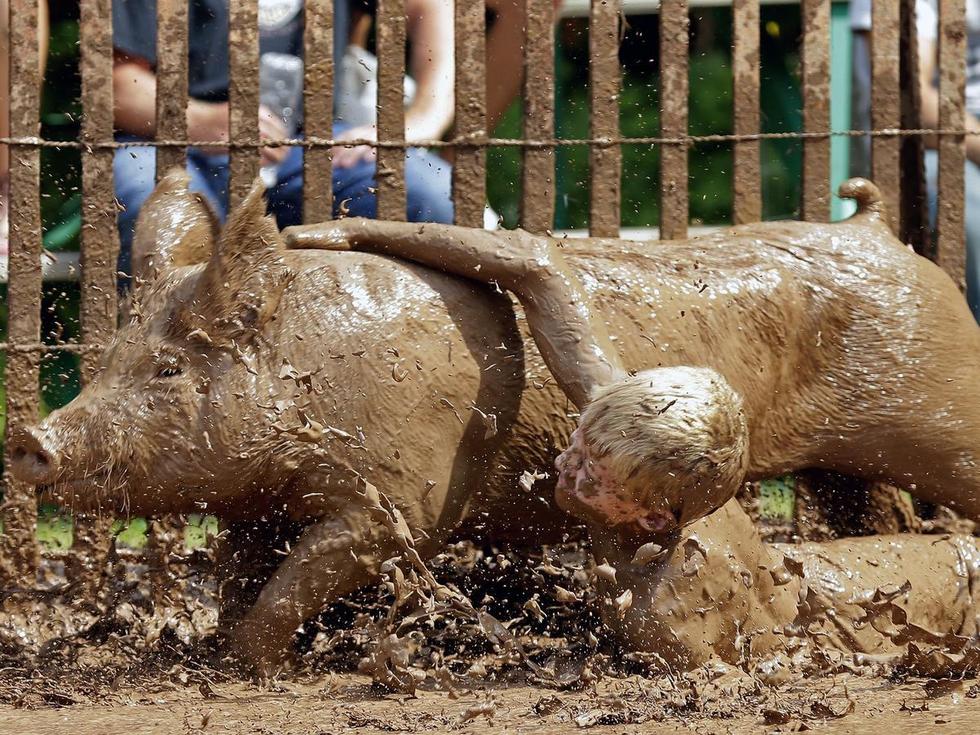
[[937, 0, 967, 289], [72, 0, 122, 593], [659, 0, 688, 239], [1, 0, 41, 585], [79, 0, 119, 383], [900, 0, 929, 253], [801, 0, 831, 222], [375, 0, 406, 220], [589, 0, 621, 237], [155, 0, 189, 179], [732, 0, 760, 224], [453, 0, 486, 227], [229, 0, 259, 207], [521, 0, 556, 233], [303, 0, 333, 224], [871, 0, 901, 230], [151, 0, 190, 600]]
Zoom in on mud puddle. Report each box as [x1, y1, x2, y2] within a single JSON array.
[[2, 529, 979, 734], [3, 671, 980, 734]]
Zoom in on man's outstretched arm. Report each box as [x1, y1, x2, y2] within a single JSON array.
[[283, 219, 625, 408]]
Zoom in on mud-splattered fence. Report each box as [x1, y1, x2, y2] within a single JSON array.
[[0, 0, 969, 589]]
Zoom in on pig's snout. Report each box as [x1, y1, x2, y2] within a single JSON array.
[[8, 426, 60, 485]]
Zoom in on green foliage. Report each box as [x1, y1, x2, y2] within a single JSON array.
[[35, 512, 219, 552], [487, 7, 805, 229], [757, 475, 796, 521]]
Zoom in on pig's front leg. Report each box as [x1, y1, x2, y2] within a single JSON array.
[[229, 505, 392, 676]]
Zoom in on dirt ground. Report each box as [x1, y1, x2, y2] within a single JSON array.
[[2, 516, 979, 735], [3, 672, 980, 735]]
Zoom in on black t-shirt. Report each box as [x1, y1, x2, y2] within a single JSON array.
[[113, 0, 306, 102]]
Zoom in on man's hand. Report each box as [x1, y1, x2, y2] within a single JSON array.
[[187, 100, 230, 154], [259, 104, 289, 167], [331, 124, 377, 169], [185, 102, 286, 166]]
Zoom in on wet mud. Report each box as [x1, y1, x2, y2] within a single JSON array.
[[2, 520, 979, 734]]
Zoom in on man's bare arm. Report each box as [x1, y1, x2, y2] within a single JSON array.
[[283, 219, 625, 408]]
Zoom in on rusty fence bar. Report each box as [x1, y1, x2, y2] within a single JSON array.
[[732, 0, 760, 225], [375, 0, 407, 221], [1, 0, 43, 585], [229, 0, 259, 207], [155, 0, 189, 178], [453, 0, 486, 227], [801, 0, 830, 222], [72, 0, 122, 591], [937, 0, 967, 290], [303, 0, 334, 223], [79, 0, 120, 385], [660, 0, 688, 240], [521, 0, 556, 233], [589, 0, 622, 238], [871, 0, 901, 231], [148, 0, 193, 594]]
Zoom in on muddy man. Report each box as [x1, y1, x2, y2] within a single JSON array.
[[285, 179, 980, 670]]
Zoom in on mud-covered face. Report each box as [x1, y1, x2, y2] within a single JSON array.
[[553, 427, 677, 537], [15, 309, 239, 515], [8, 175, 292, 516]]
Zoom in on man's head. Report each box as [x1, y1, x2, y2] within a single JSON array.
[[554, 366, 749, 538]]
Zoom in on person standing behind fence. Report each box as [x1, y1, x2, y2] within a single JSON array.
[[111, 0, 456, 277], [916, 0, 980, 320], [333, 0, 453, 216]]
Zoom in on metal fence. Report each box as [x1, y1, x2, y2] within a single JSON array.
[[0, 0, 970, 588]]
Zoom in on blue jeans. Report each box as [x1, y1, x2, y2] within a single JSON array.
[[924, 150, 980, 320], [113, 128, 453, 275]]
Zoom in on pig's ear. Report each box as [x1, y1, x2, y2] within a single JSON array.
[[132, 168, 217, 281], [195, 177, 292, 343]]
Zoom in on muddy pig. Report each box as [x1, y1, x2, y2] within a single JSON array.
[[10, 171, 980, 674]]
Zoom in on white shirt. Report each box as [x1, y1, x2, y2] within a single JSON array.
[[916, 0, 980, 117]]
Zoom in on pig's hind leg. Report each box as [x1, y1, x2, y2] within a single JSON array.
[[838, 322, 980, 523], [229, 505, 393, 676]]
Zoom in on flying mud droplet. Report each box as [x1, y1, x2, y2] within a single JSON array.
[[614, 589, 633, 618], [631, 542, 665, 566], [594, 562, 617, 584], [519, 469, 549, 493]]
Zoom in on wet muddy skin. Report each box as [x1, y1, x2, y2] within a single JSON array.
[[7, 172, 980, 675]]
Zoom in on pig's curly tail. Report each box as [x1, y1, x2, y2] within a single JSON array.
[[838, 177, 891, 232]]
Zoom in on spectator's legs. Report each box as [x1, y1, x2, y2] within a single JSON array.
[[266, 146, 304, 228], [134, 132, 456, 232], [185, 149, 230, 220], [330, 156, 379, 219], [114, 143, 158, 276], [924, 149, 980, 320], [275, 143, 454, 226], [327, 147, 454, 224], [404, 147, 453, 224], [114, 141, 229, 277]]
